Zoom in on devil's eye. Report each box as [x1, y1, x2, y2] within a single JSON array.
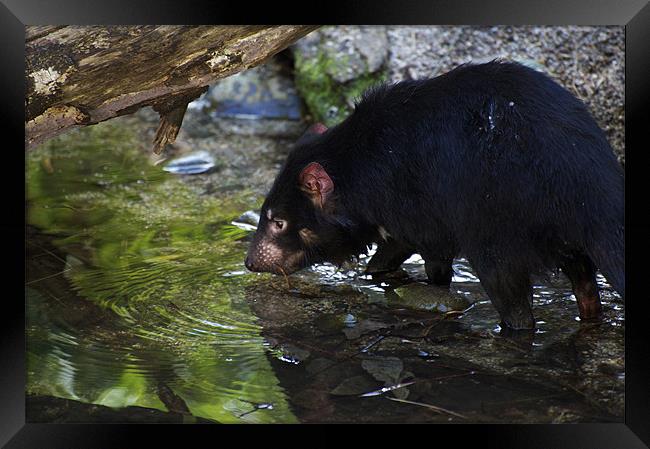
[[273, 219, 285, 230]]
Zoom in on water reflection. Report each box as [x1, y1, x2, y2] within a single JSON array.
[[26, 124, 296, 423]]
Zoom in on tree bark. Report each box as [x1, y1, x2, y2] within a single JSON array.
[[25, 25, 318, 151]]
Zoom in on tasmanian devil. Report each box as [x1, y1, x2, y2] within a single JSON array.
[[244, 60, 624, 330]]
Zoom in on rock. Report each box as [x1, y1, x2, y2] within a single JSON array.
[[342, 319, 390, 340], [191, 58, 306, 138], [292, 26, 388, 82], [277, 343, 311, 364], [306, 357, 334, 376], [361, 356, 403, 384], [162, 151, 216, 175], [233, 210, 260, 228], [207, 59, 303, 121], [203, 117, 306, 138], [291, 26, 389, 126], [319, 26, 388, 83]]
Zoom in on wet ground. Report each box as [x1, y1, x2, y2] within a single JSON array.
[[25, 62, 624, 424]]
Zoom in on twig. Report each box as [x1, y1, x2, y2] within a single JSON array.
[[359, 380, 416, 397], [306, 331, 391, 378], [481, 392, 567, 406], [275, 264, 293, 289], [360, 334, 387, 352], [26, 268, 72, 285], [386, 396, 468, 419], [26, 240, 67, 264], [425, 371, 477, 382]]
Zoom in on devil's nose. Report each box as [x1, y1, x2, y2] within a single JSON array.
[[244, 256, 254, 271]]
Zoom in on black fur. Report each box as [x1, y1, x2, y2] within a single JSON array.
[[248, 60, 625, 330]]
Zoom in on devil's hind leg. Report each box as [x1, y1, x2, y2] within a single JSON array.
[[470, 254, 535, 330], [560, 252, 602, 321]]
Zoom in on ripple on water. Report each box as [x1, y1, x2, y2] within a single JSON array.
[[26, 125, 297, 423]]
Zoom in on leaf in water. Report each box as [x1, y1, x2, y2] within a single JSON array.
[[393, 282, 471, 312], [392, 385, 410, 400], [392, 371, 415, 400], [330, 376, 379, 396], [361, 357, 404, 384]]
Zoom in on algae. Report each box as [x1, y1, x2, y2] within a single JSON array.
[[293, 49, 387, 126]]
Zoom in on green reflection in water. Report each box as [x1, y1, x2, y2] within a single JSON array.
[[26, 123, 297, 423]]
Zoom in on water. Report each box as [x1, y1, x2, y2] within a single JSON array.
[[26, 119, 624, 424], [26, 124, 295, 423]]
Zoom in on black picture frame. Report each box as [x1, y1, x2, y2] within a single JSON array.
[[4, 0, 649, 447]]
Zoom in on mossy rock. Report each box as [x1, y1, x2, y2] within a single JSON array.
[[292, 26, 389, 127]]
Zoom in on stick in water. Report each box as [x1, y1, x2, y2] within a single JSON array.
[[386, 396, 468, 420], [276, 264, 292, 289]]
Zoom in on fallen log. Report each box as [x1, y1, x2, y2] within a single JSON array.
[[25, 25, 318, 152]]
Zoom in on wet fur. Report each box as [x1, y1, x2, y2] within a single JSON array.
[[250, 60, 625, 328]]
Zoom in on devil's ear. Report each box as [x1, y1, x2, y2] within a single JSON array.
[[296, 123, 328, 146], [299, 162, 334, 208]]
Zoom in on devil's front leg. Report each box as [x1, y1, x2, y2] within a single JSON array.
[[419, 235, 457, 287], [422, 256, 454, 287], [365, 238, 415, 274]]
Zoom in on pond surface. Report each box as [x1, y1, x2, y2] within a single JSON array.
[[26, 117, 624, 424]]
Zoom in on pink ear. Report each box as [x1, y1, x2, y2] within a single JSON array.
[[299, 162, 334, 207]]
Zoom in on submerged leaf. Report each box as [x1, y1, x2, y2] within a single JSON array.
[[393, 283, 471, 312], [361, 356, 403, 384], [330, 376, 378, 396]]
